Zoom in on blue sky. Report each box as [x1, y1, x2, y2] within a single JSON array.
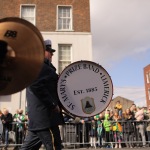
[[90, 0, 150, 106], [109, 50, 150, 87]]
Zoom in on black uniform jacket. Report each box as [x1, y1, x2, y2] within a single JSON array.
[[26, 59, 64, 131]]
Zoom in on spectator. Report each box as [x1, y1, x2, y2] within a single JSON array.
[[109, 109, 114, 120], [129, 103, 138, 146], [62, 111, 73, 123], [145, 106, 150, 147], [13, 109, 19, 120], [12, 109, 19, 132], [129, 104, 137, 116], [103, 110, 112, 148], [24, 111, 29, 141], [0, 110, 3, 144], [114, 101, 122, 118], [122, 108, 134, 148], [135, 107, 146, 147], [13, 109, 26, 150], [1, 108, 13, 149], [94, 113, 104, 148], [80, 117, 91, 148], [24, 110, 29, 130], [89, 119, 97, 148], [112, 112, 122, 148], [0, 110, 2, 118]]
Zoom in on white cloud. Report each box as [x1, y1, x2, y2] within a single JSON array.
[[113, 86, 146, 106], [90, 0, 150, 66], [90, 0, 149, 106]]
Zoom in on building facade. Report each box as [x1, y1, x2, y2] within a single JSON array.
[[0, 0, 92, 114], [108, 96, 134, 112], [144, 64, 150, 107]]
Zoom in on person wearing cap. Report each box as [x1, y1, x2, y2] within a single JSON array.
[[20, 39, 64, 150], [45, 40, 65, 150]]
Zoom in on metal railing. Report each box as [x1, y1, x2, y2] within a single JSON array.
[[61, 120, 150, 148], [0, 120, 150, 149]]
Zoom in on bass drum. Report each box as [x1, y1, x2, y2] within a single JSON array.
[[57, 60, 113, 117]]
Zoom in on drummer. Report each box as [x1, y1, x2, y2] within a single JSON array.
[[20, 39, 64, 150]]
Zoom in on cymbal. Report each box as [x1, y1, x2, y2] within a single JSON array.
[[0, 17, 45, 95]]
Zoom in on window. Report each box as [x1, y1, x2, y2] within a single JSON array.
[[146, 72, 150, 83], [148, 88, 150, 100], [58, 44, 71, 73], [57, 6, 72, 31], [21, 5, 35, 25]]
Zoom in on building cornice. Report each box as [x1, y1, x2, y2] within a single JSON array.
[[41, 31, 92, 35]]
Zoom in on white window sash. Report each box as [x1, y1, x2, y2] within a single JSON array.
[[58, 44, 71, 73], [58, 6, 72, 30], [148, 88, 150, 100], [21, 5, 36, 25]]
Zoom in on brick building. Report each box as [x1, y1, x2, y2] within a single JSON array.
[[0, 0, 92, 114], [144, 64, 150, 107]]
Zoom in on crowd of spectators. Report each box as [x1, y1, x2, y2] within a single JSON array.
[[1, 101, 150, 149], [63, 101, 150, 149], [0, 108, 28, 150]]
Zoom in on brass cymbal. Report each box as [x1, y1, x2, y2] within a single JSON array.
[[0, 17, 44, 95]]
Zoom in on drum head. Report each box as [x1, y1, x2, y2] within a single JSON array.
[[57, 61, 113, 117]]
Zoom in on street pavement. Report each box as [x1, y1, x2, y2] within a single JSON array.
[[0, 147, 150, 150], [1, 147, 150, 150], [43, 147, 149, 150]]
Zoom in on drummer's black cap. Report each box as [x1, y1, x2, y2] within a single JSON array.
[[44, 39, 56, 53]]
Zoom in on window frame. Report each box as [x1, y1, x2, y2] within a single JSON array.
[[20, 4, 36, 25], [146, 72, 150, 84], [148, 88, 150, 100], [58, 44, 72, 73], [57, 5, 73, 31]]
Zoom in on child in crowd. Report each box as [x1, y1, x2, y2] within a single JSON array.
[[94, 113, 104, 148], [114, 101, 122, 118], [97, 119, 103, 148], [103, 110, 112, 148], [112, 112, 122, 148]]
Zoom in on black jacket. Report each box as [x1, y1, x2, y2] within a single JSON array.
[[26, 59, 64, 131], [1, 113, 13, 131]]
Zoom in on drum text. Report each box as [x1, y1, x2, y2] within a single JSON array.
[[73, 87, 98, 95]]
